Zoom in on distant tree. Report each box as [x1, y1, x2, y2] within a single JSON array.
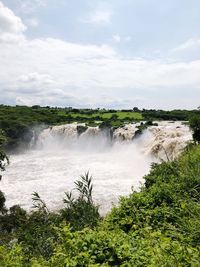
[[32, 105, 41, 109], [99, 120, 112, 129], [0, 130, 9, 213], [0, 190, 6, 214], [189, 115, 200, 143], [133, 107, 140, 112], [110, 114, 118, 120], [0, 130, 8, 174]]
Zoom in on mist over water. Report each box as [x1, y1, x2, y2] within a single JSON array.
[[1, 122, 192, 214]]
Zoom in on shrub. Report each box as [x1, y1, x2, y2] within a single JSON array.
[[60, 172, 100, 230], [189, 115, 200, 143]]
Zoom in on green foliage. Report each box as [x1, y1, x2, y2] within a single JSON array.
[[135, 120, 157, 137], [0, 105, 72, 150], [0, 145, 200, 266], [0, 130, 9, 173], [62, 111, 143, 120], [0, 191, 6, 214], [0, 174, 100, 261], [0, 105, 144, 150], [0, 130, 9, 216], [32, 192, 49, 213], [0, 205, 27, 234], [1, 104, 200, 152], [189, 115, 200, 143], [106, 145, 200, 247], [142, 108, 199, 121], [61, 172, 100, 231], [46, 227, 199, 267], [16, 210, 59, 260], [0, 150, 8, 173]]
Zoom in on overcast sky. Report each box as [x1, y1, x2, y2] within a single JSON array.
[[0, 0, 200, 109]]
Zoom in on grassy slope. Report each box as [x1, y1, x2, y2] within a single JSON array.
[[0, 105, 143, 149], [1, 105, 200, 150], [1, 144, 200, 266], [58, 111, 143, 120]]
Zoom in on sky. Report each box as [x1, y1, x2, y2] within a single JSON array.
[[0, 0, 200, 109]]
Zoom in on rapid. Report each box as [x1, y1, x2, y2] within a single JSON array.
[[1, 121, 192, 214]]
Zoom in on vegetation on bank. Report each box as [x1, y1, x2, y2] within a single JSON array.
[[189, 115, 200, 143], [0, 144, 200, 265], [0, 130, 8, 174], [0, 105, 142, 150], [0, 106, 200, 266], [0, 104, 200, 150]]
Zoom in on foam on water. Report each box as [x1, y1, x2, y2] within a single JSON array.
[[1, 121, 192, 214]]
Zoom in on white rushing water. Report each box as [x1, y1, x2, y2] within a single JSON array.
[[1, 121, 192, 214]]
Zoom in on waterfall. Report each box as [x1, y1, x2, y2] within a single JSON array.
[[113, 123, 141, 141], [36, 121, 192, 160], [1, 121, 192, 214], [142, 121, 192, 160]]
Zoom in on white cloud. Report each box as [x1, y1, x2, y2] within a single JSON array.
[[0, 3, 200, 109], [170, 38, 200, 61], [0, 1, 26, 43], [112, 35, 132, 43], [173, 38, 200, 52], [0, 1, 26, 33], [1, 35, 200, 107], [124, 36, 131, 42], [82, 9, 112, 25], [18, 0, 47, 14], [113, 34, 121, 43], [18, 72, 55, 88], [0, 32, 25, 43], [26, 17, 39, 27]]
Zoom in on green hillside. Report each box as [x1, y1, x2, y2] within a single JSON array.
[[0, 104, 199, 150]]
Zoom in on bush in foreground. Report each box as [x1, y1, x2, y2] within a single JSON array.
[[0, 145, 200, 266]]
